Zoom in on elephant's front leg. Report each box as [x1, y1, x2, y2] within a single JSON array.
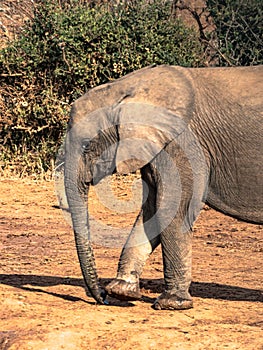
[[105, 165, 160, 300], [153, 224, 193, 310], [150, 140, 205, 310]]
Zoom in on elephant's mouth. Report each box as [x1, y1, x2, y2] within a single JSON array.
[[90, 162, 117, 186]]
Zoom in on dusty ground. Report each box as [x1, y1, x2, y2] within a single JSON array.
[[0, 177, 262, 350], [1, 2, 262, 348]]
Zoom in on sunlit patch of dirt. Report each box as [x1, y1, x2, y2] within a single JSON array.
[[0, 178, 262, 349]]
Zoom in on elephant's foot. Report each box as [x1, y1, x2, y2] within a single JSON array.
[[105, 279, 142, 301], [153, 290, 193, 310]]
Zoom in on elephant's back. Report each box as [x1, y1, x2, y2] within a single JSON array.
[[189, 65, 263, 113]]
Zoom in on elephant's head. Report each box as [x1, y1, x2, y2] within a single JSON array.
[[59, 66, 196, 304]]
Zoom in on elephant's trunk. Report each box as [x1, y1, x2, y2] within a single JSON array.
[[74, 224, 105, 304], [65, 152, 105, 304]]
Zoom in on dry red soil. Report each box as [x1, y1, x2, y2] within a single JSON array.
[[0, 178, 262, 349]]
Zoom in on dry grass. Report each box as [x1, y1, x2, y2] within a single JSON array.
[[0, 0, 36, 47]]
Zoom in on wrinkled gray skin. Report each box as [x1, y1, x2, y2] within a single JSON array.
[[63, 65, 263, 310]]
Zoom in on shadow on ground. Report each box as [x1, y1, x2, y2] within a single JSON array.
[[1, 274, 262, 305]]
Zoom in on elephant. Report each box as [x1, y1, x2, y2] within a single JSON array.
[[58, 64, 263, 310]]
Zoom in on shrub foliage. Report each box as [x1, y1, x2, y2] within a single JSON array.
[[0, 0, 262, 176], [207, 0, 263, 66], [0, 0, 203, 176]]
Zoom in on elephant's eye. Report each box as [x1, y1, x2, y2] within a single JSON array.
[[81, 140, 90, 151]]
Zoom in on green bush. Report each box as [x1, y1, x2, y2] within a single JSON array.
[[0, 0, 204, 177], [207, 0, 263, 66]]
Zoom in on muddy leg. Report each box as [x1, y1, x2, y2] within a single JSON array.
[[151, 140, 206, 310], [153, 224, 194, 310], [105, 165, 160, 300]]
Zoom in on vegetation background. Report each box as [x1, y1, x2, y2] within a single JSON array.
[[0, 0, 262, 177]]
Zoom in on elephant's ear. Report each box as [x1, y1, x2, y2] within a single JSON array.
[[115, 103, 188, 174]]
